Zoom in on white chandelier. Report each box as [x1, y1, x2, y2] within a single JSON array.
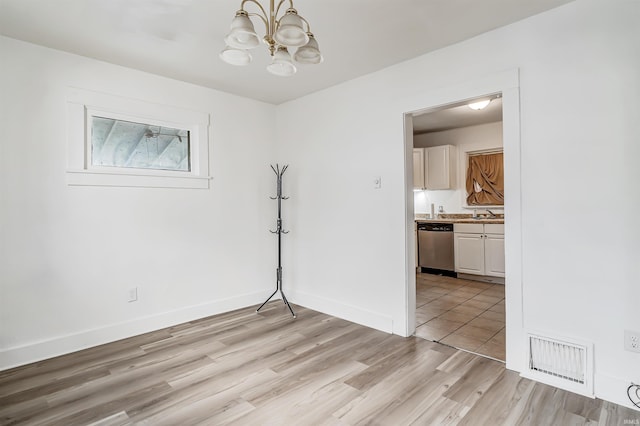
[[220, 0, 323, 77]]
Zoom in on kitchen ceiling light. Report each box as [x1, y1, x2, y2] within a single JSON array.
[[220, 0, 323, 76], [468, 100, 491, 110]]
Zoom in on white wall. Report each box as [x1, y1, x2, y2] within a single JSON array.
[[277, 0, 640, 410], [2, 0, 639, 411], [413, 122, 503, 214], [0, 36, 277, 369]]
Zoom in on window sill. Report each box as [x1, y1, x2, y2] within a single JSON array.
[[66, 169, 212, 189]]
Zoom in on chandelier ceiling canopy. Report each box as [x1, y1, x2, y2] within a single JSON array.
[[220, 0, 323, 77]]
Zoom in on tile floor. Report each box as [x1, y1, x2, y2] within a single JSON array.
[[415, 272, 505, 361]]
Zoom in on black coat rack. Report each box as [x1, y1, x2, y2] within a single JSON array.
[[256, 164, 296, 318]]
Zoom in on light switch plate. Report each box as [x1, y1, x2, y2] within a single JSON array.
[[128, 287, 138, 303]]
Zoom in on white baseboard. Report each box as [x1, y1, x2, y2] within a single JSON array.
[[595, 372, 640, 413], [291, 290, 393, 334], [0, 290, 271, 371]]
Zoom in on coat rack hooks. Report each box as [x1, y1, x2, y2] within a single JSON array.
[[257, 164, 295, 318]]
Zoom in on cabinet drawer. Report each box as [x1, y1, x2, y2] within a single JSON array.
[[454, 223, 483, 234], [484, 224, 504, 235]]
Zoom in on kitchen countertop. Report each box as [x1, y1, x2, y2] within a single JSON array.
[[415, 215, 504, 224]]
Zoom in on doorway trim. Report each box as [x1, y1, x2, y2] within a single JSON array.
[[402, 69, 524, 372]]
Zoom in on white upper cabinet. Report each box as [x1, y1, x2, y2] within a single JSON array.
[[425, 145, 456, 190], [412, 148, 425, 190], [412, 145, 456, 191]]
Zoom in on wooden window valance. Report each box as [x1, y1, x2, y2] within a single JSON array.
[[466, 152, 504, 206]]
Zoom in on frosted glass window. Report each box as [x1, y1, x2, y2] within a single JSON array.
[[91, 116, 190, 171]]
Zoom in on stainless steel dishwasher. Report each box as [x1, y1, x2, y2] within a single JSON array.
[[418, 222, 455, 272]]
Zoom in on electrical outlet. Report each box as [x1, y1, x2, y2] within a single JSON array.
[[625, 330, 640, 353], [128, 287, 138, 303]]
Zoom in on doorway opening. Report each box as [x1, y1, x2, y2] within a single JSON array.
[[404, 88, 516, 364]]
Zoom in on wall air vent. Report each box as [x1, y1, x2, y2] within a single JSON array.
[[523, 333, 594, 397]]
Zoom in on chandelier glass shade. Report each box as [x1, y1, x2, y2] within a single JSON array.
[[219, 45, 252, 66], [267, 46, 297, 77], [220, 0, 323, 76], [293, 33, 321, 64], [224, 13, 260, 49]]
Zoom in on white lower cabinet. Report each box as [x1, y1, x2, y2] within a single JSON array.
[[454, 233, 485, 274], [454, 223, 505, 278], [484, 233, 505, 277]]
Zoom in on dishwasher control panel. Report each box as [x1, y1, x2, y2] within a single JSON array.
[[417, 223, 453, 232]]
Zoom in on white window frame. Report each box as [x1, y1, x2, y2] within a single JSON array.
[[66, 87, 211, 189]]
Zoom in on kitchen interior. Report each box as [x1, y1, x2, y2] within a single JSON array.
[[412, 94, 506, 361]]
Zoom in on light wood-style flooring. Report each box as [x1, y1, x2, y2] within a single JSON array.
[[1, 303, 638, 425], [415, 273, 505, 361]]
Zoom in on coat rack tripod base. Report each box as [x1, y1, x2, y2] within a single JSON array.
[[256, 266, 296, 318], [256, 164, 296, 318]]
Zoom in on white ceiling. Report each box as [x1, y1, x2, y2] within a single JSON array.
[[413, 97, 503, 134], [0, 0, 573, 105]]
